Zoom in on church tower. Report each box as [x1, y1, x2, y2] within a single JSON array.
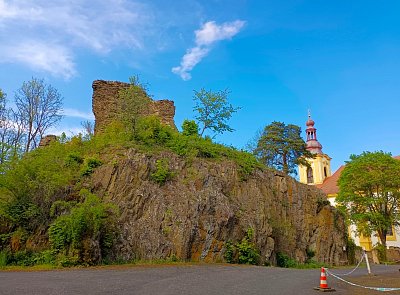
[[298, 112, 332, 185]]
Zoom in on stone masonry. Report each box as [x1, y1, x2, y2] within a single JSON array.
[[92, 80, 176, 133]]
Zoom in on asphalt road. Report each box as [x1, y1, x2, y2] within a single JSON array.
[[0, 264, 399, 295]]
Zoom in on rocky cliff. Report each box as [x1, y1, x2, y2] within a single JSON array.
[[92, 80, 176, 133], [91, 149, 347, 265]]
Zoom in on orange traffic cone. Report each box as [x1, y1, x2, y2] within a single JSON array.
[[314, 267, 336, 292]]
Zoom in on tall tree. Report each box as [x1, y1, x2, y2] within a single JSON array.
[[253, 121, 313, 175], [337, 151, 400, 255], [14, 78, 63, 152], [193, 88, 240, 137], [0, 89, 23, 164], [118, 75, 151, 133]]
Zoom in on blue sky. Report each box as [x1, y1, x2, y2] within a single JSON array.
[[0, 0, 399, 172]]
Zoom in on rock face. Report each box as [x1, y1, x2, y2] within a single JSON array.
[[91, 149, 347, 265], [92, 80, 176, 133]]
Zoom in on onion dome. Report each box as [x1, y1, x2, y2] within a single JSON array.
[[305, 111, 322, 154]]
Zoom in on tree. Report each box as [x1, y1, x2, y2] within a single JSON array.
[[118, 75, 150, 133], [0, 89, 24, 164], [193, 88, 240, 137], [253, 121, 313, 175], [181, 119, 199, 136], [81, 120, 94, 140], [337, 151, 400, 255], [14, 78, 63, 153]]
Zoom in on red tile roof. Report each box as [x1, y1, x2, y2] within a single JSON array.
[[316, 165, 345, 195], [317, 155, 400, 195]]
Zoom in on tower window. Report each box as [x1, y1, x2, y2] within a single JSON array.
[[307, 167, 314, 184], [324, 167, 327, 178]]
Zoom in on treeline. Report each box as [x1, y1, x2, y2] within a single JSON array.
[[0, 78, 62, 167]]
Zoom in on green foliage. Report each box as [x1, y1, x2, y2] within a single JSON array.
[[237, 228, 260, 264], [373, 243, 387, 262], [337, 151, 400, 249], [253, 121, 313, 175], [276, 252, 297, 268], [151, 159, 174, 185], [135, 116, 174, 146], [224, 228, 260, 265], [223, 241, 235, 263], [48, 189, 119, 265], [118, 75, 151, 132], [193, 88, 240, 137], [81, 157, 102, 176], [346, 238, 361, 265], [0, 250, 9, 267], [181, 120, 199, 136], [65, 153, 83, 167]]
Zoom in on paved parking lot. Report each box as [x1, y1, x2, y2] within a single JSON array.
[[0, 264, 399, 295]]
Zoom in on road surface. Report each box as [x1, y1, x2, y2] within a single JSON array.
[[0, 264, 399, 294]]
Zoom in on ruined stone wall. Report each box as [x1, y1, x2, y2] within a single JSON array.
[[92, 80, 176, 133]]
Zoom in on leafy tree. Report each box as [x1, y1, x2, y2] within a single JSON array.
[[181, 119, 199, 136], [253, 121, 313, 175], [193, 88, 240, 137], [337, 151, 400, 256], [14, 78, 63, 153], [118, 75, 151, 133]]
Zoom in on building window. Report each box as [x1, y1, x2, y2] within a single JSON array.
[[324, 167, 327, 178], [307, 167, 314, 184]]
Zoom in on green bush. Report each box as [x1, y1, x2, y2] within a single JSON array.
[[276, 252, 297, 268], [223, 241, 235, 263], [135, 116, 174, 146], [182, 120, 199, 136], [151, 159, 174, 185], [48, 189, 119, 265], [0, 250, 10, 267], [373, 243, 387, 262], [65, 153, 84, 167], [224, 228, 260, 265], [81, 157, 102, 176], [346, 238, 360, 265]]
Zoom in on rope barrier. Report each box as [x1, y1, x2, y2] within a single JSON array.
[[326, 269, 400, 292], [327, 255, 364, 276]]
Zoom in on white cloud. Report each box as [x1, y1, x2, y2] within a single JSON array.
[[0, 0, 153, 77], [172, 20, 245, 81], [172, 47, 209, 81], [0, 41, 76, 79], [195, 20, 246, 46], [63, 108, 94, 120]]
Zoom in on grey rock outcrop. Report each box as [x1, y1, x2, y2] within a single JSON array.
[[91, 149, 347, 265]]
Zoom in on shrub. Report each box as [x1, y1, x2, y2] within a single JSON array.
[[135, 116, 174, 146], [151, 159, 174, 185], [223, 241, 235, 263], [373, 243, 387, 262], [224, 228, 260, 265], [0, 250, 10, 267], [48, 189, 119, 265], [65, 153, 84, 167], [182, 120, 199, 136], [276, 252, 297, 268], [81, 157, 102, 176]]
